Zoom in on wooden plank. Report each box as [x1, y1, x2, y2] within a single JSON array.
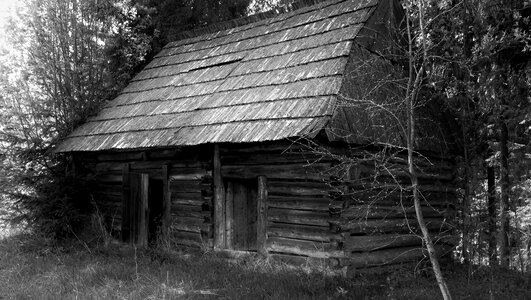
[[339, 205, 447, 220], [345, 234, 422, 252], [247, 183, 258, 250], [333, 217, 452, 234], [221, 163, 331, 181], [268, 209, 331, 227], [170, 191, 203, 201], [169, 168, 211, 180], [138, 173, 149, 247], [266, 237, 345, 259], [171, 198, 205, 206], [171, 204, 202, 212], [213, 144, 225, 249], [97, 152, 144, 162], [268, 196, 330, 211], [121, 163, 130, 243], [268, 184, 330, 197], [257, 176, 268, 255], [221, 152, 330, 165], [234, 181, 246, 250], [225, 181, 234, 250], [170, 216, 205, 225], [219, 142, 306, 154], [268, 223, 339, 242], [172, 210, 204, 219], [162, 165, 170, 240], [169, 180, 204, 191]]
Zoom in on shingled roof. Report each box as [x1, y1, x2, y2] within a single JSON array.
[[55, 0, 399, 152]]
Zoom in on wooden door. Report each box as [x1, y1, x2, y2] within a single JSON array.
[[122, 173, 149, 246], [225, 179, 257, 251]]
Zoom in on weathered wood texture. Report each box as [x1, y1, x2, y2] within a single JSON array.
[[81, 141, 454, 270], [220, 143, 342, 260], [220, 141, 455, 270], [257, 176, 268, 255]]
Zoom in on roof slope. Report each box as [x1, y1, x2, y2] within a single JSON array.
[[55, 0, 381, 152]]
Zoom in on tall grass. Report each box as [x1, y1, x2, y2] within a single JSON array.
[[0, 231, 529, 299]]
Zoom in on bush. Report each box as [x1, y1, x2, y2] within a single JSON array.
[[11, 159, 96, 239]]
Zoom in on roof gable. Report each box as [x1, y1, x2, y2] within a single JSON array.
[[55, 0, 383, 152]]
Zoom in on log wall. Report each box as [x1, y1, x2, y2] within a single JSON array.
[[81, 147, 213, 247], [77, 141, 457, 271]]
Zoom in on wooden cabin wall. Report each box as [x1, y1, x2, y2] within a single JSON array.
[[75, 140, 456, 271], [219, 142, 342, 264], [220, 141, 456, 270], [332, 147, 457, 270], [78, 146, 213, 248]]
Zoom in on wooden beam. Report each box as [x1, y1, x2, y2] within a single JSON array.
[[162, 165, 170, 240], [137, 173, 149, 247], [213, 144, 225, 249], [257, 176, 268, 255], [225, 181, 234, 249], [121, 163, 130, 243]]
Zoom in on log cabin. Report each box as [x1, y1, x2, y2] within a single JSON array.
[[54, 0, 459, 272]]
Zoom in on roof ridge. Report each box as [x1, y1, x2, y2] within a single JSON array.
[[170, 0, 337, 42]]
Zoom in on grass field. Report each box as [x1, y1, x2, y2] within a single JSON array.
[[0, 228, 530, 299]]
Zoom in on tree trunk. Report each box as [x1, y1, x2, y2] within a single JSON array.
[[487, 157, 497, 266], [405, 3, 452, 299], [499, 118, 510, 267]]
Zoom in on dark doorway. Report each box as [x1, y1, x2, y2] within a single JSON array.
[[122, 173, 164, 247], [148, 178, 164, 245], [225, 179, 257, 251]]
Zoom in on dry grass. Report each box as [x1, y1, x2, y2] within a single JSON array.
[[0, 231, 530, 299]]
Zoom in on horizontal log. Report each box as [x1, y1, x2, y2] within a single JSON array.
[[170, 169, 211, 180], [268, 185, 330, 197], [389, 155, 454, 170], [96, 152, 145, 162], [333, 217, 452, 234], [170, 216, 206, 225], [339, 205, 449, 220], [266, 237, 345, 259], [345, 234, 422, 252], [344, 245, 450, 268], [268, 209, 332, 227], [169, 180, 209, 191], [268, 196, 331, 212], [171, 204, 202, 212], [221, 152, 331, 165], [345, 193, 455, 208], [348, 182, 456, 194], [171, 198, 205, 206], [221, 163, 331, 180], [268, 223, 340, 242], [171, 192, 203, 201], [172, 210, 205, 219], [219, 142, 306, 154]]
